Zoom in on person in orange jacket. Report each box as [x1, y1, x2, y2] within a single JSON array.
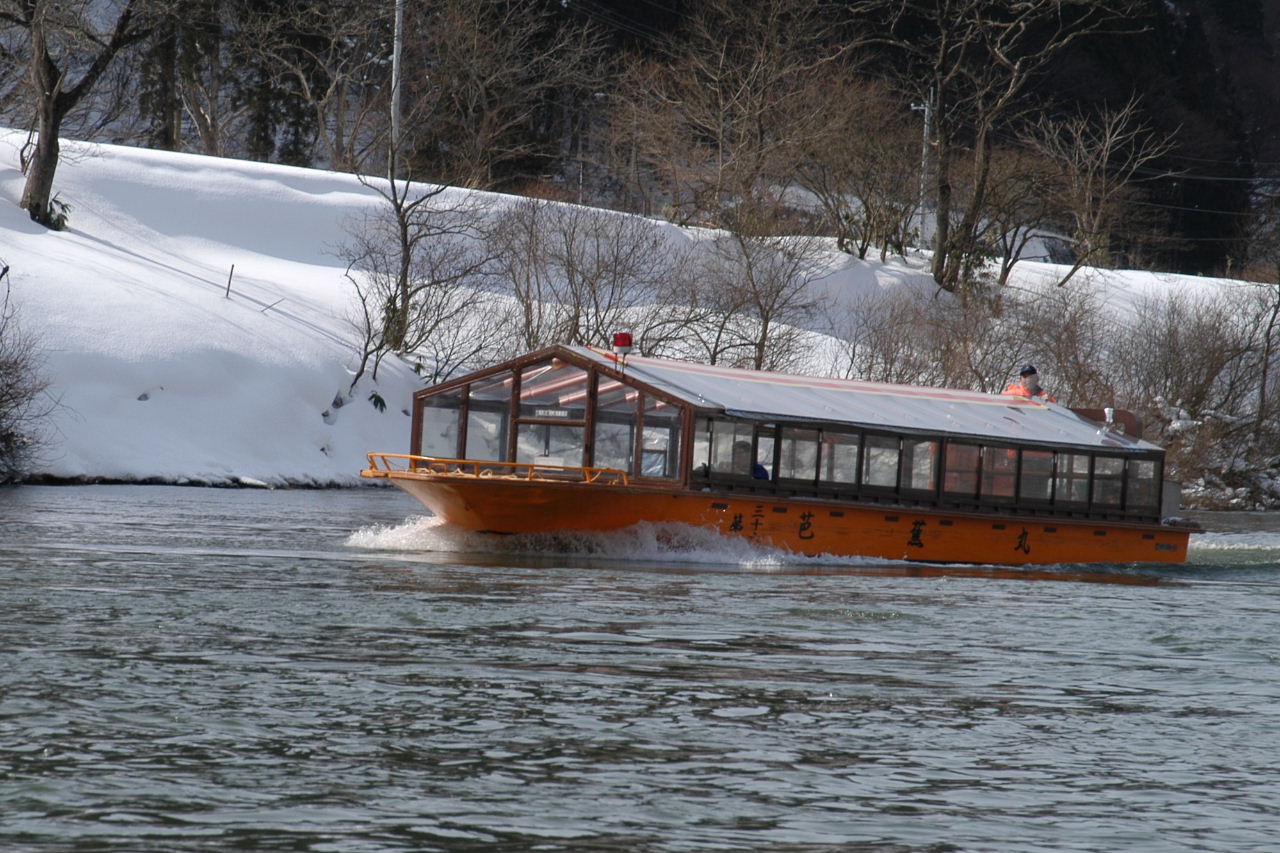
[[1004, 365, 1056, 402]]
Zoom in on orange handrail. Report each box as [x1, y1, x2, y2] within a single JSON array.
[[363, 453, 631, 486]]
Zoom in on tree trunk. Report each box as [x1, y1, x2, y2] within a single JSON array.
[[20, 130, 60, 227], [144, 17, 181, 150], [20, 15, 63, 227], [930, 129, 952, 288], [1256, 276, 1280, 441], [21, 100, 62, 228], [12, 0, 146, 228]]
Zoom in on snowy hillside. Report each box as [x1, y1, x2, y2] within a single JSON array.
[[1, 132, 428, 485], [0, 131, 1233, 486]]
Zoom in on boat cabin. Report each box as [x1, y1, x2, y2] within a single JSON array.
[[408, 345, 1172, 524]]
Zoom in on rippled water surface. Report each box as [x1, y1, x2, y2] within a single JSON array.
[[3, 485, 1279, 852]]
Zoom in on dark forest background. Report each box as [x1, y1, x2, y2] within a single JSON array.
[[3, 0, 1278, 277], [578, 0, 1280, 276]]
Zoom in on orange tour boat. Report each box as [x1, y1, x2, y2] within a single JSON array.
[[362, 342, 1193, 565]]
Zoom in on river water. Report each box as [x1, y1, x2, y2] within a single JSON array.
[[2, 485, 1279, 852]]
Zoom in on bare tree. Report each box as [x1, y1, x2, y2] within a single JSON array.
[[984, 145, 1060, 287], [397, 0, 604, 190], [796, 78, 920, 261], [611, 0, 854, 228], [925, 294, 1034, 392], [132, 0, 244, 154], [0, 272, 51, 480], [487, 199, 559, 352], [686, 225, 827, 371], [999, 281, 1117, 405], [0, 0, 157, 227], [486, 197, 699, 355], [1025, 98, 1176, 287], [833, 289, 945, 385], [832, 288, 1016, 389], [343, 176, 495, 389], [162, 2, 259, 157], [1243, 190, 1280, 440], [1111, 289, 1261, 450], [835, 282, 1113, 404], [551, 205, 681, 347], [599, 59, 678, 218], [241, 0, 389, 172], [855, 0, 1146, 293]]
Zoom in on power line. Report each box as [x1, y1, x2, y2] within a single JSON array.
[[1127, 198, 1259, 219], [1133, 168, 1260, 184], [566, 0, 670, 42]]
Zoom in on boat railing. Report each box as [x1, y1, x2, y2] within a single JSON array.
[[363, 453, 631, 486]]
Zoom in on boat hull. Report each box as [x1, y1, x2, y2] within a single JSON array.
[[369, 471, 1190, 565]]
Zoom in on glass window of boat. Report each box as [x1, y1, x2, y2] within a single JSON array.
[[517, 423, 584, 469], [943, 442, 980, 497], [820, 431, 860, 486], [980, 446, 1017, 501], [468, 370, 513, 404], [756, 427, 775, 479], [465, 371, 513, 462], [1055, 452, 1091, 505], [514, 360, 587, 470], [640, 396, 681, 479], [518, 359, 589, 421], [900, 438, 938, 492], [419, 388, 463, 459], [1125, 458, 1160, 511], [862, 434, 899, 488], [692, 417, 713, 478], [466, 409, 508, 462], [595, 419, 633, 472], [1092, 455, 1124, 507], [709, 419, 758, 477], [1019, 449, 1054, 502], [778, 427, 820, 482], [593, 376, 638, 474]]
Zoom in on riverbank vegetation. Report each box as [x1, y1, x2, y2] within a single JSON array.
[[0, 272, 50, 482]]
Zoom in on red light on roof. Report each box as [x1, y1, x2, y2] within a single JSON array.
[[612, 332, 634, 361]]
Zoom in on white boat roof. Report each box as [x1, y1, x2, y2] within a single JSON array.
[[568, 346, 1161, 454]]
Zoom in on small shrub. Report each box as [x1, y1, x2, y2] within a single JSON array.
[[48, 195, 72, 231], [0, 278, 52, 481]]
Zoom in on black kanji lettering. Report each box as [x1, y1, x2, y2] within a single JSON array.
[[908, 520, 926, 548]]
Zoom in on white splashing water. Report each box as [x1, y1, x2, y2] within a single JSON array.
[[1190, 530, 1280, 554], [346, 515, 887, 568]]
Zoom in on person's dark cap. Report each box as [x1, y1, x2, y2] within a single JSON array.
[[1019, 364, 1037, 376]]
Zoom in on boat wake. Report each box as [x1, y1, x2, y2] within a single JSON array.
[[347, 519, 1246, 583], [346, 515, 888, 569], [1187, 530, 1280, 565]]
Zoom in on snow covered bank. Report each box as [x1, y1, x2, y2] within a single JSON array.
[[1, 132, 424, 485], [0, 130, 1246, 493]]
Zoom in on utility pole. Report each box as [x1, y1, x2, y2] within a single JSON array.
[[389, 0, 405, 180], [910, 87, 934, 251]]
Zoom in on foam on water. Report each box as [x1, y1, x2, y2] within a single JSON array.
[[346, 515, 887, 568], [1190, 529, 1280, 554]]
